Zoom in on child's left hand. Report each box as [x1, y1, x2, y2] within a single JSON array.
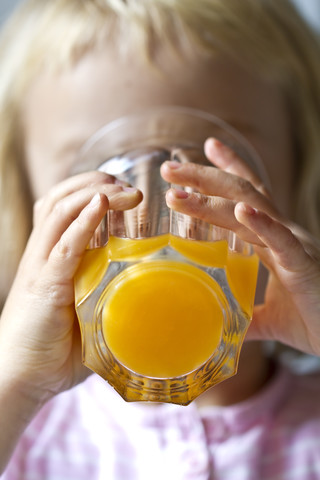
[[161, 138, 320, 356]]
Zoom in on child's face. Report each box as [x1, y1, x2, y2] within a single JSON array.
[[22, 44, 295, 215]]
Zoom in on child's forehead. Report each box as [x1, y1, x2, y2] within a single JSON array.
[[22, 44, 290, 173], [24, 43, 285, 126]]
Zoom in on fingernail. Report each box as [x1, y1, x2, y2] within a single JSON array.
[[115, 179, 130, 186], [123, 187, 138, 193], [205, 137, 221, 151], [239, 203, 257, 215], [172, 189, 189, 199], [205, 138, 221, 159], [212, 139, 223, 148], [165, 161, 181, 169]]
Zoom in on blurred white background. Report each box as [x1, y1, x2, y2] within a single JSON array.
[[291, 0, 320, 31], [0, 0, 22, 24], [1, 0, 320, 30]]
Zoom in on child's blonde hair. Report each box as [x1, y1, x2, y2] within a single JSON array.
[[1, 0, 320, 306]]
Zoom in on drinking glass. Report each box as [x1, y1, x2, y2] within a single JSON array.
[[74, 107, 267, 405]]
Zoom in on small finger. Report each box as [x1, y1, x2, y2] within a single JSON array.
[[235, 202, 312, 272]]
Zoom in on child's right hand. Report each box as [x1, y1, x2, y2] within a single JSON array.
[[161, 139, 320, 358], [0, 171, 142, 406]]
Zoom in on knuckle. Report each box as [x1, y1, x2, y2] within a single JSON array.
[[198, 193, 213, 209], [55, 237, 72, 260], [236, 177, 255, 196], [46, 186, 62, 206], [189, 193, 215, 219], [52, 200, 67, 217], [33, 197, 44, 213], [185, 163, 210, 190], [33, 199, 44, 224], [284, 229, 302, 253], [43, 279, 73, 306], [256, 182, 270, 198]]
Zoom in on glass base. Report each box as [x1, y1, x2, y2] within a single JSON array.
[[76, 244, 253, 405]]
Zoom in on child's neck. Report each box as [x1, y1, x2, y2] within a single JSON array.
[[195, 342, 274, 408]]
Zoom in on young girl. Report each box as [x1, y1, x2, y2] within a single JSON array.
[[0, 0, 320, 478]]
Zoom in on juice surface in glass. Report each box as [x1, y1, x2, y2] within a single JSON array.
[[102, 260, 224, 378], [75, 234, 259, 378]]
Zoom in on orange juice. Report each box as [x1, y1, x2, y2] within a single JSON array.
[[75, 234, 259, 378], [102, 261, 224, 378], [74, 235, 169, 305], [226, 250, 259, 317]]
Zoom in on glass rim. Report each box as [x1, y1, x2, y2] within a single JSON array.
[[78, 105, 271, 189]]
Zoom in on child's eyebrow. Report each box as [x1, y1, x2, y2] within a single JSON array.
[[66, 117, 260, 177]]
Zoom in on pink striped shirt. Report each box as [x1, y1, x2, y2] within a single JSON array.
[[2, 364, 320, 479]]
